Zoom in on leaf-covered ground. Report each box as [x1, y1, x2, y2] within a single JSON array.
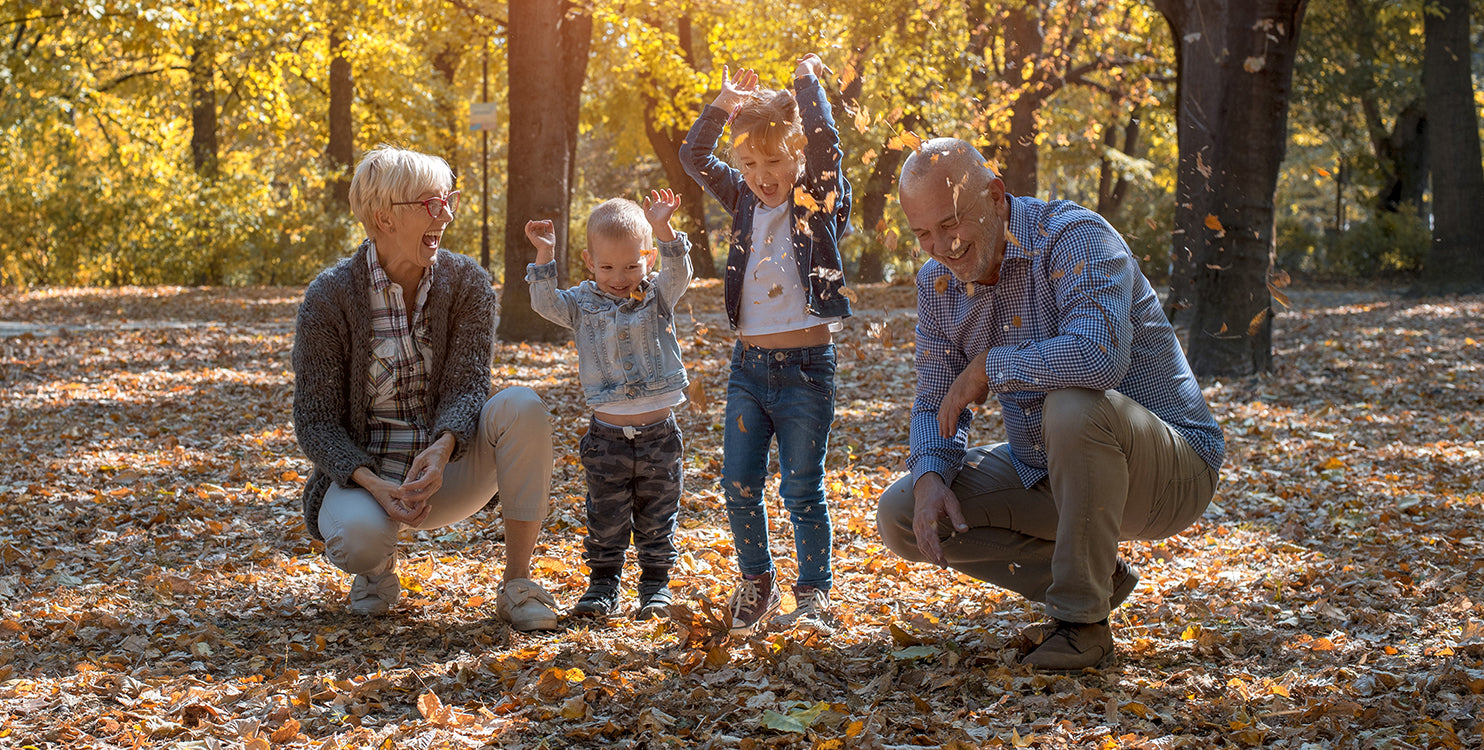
[[0, 282, 1481, 749]]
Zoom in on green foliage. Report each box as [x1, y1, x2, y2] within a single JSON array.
[[1, 0, 1460, 287], [1279, 210, 1430, 280]]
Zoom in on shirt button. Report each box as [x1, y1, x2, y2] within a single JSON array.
[[619, 331, 629, 339], [624, 362, 634, 370]]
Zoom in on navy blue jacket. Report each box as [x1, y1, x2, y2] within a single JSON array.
[[680, 74, 853, 330]]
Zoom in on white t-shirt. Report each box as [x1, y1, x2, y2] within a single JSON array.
[[738, 202, 841, 336]]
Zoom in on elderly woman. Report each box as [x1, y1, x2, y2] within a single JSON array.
[[292, 144, 559, 630]]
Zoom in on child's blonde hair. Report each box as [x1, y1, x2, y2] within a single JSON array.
[[586, 198, 652, 248], [348, 145, 454, 235], [728, 88, 806, 160]]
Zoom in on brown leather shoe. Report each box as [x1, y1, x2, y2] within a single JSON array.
[[1020, 620, 1113, 670], [1016, 559, 1138, 649]]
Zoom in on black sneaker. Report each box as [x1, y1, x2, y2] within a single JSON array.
[[636, 577, 673, 621], [571, 576, 621, 619]]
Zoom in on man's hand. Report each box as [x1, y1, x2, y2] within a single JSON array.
[[911, 473, 968, 567], [642, 188, 680, 242], [713, 65, 758, 111], [939, 349, 990, 438], [524, 219, 557, 266]]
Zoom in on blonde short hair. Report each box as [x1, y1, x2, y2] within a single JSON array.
[[729, 88, 805, 160], [348, 145, 454, 234], [586, 198, 652, 248]]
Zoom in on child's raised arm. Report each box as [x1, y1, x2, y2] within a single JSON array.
[[642, 188, 681, 243], [643, 188, 694, 307], [524, 219, 557, 266], [794, 53, 826, 81], [711, 66, 759, 112]]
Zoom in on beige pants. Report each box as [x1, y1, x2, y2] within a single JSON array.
[[320, 387, 552, 576], [876, 388, 1218, 622]]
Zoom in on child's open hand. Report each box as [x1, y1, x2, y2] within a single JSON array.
[[795, 53, 826, 80], [524, 219, 557, 265], [642, 188, 681, 242], [714, 65, 759, 111]]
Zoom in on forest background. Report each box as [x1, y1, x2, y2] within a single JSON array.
[[3, 0, 1481, 344]]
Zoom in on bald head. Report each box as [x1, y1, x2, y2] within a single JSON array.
[[899, 138, 997, 200]]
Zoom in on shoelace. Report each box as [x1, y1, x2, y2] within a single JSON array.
[[730, 580, 759, 610]]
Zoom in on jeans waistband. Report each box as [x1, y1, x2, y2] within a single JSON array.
[[733, 340, 834, 365], [588, 413, 678, 442]]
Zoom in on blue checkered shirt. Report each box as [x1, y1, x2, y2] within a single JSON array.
[[908, 195, 1226, 489]]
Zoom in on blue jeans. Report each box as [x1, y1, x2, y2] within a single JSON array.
[[722, 341, 836, 590]]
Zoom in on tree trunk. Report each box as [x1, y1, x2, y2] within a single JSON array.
[[1156, 0, 1308, 377], [857, 115, 919, 283], [642, 15, 714, 278], [327, 21, 354, 210], [1375, 101, 1428, 217], [189, 38, 218, 179], [1096, 106, 1140, 220], [1002, 2, 1044, 197], [1417, 0, 1484, 293], [501, 0, 588, 342]]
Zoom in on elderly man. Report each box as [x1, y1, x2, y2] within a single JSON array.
[[875, 138, 1225, 669]]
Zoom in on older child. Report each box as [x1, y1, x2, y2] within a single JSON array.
[[680, 54, 852, 635], [525, 190, 693, 620]]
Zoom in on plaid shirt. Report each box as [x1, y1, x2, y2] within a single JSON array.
[[909, 195, 1226, 489], [364, 247, 435, 482]]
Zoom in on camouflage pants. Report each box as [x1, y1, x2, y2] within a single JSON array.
[[579, 414, 683, 579]]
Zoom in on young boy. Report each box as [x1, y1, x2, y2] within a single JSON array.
[[524, 190, 693, 620]]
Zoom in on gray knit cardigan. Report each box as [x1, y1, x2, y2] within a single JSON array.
[[291, 240, 496, 541]]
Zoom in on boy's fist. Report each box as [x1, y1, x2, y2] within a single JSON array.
[[524, 219, 556, 264]]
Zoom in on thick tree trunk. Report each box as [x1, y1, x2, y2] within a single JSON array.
[[1374, 101, 1428, 217], [857, 116, 918, 283], [1002, 2, 1044, 197], [1418, 0, 1484, 293], [1156, 0, 1308, 377], [189, 38, 218, 179], [501, 0, 588, 342], [327, 23, 354, 210], [641, 15, 714, 278]]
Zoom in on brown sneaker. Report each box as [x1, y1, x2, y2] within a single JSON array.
[[1020, 620, 1113, 670], [727, 571, 781, 636]]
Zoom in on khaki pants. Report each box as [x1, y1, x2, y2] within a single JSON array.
[[876, 388, 1217, 622], [320, 387, 552, 576]]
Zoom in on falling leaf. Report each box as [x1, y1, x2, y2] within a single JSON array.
[[1248, 307, 1270, 335], [1244, 56, 1266, 73], [900, 130, 923, 151], [1005, 227, 1021, 248], [934, 275, 950, 294], [1205, 214, 1224, 232]]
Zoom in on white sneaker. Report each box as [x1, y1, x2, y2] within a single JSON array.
[[770, 585, 834, 635]]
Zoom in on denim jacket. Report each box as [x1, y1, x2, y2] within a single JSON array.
[[680, 73, 853, 330], [526, 232, 693, 407]]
